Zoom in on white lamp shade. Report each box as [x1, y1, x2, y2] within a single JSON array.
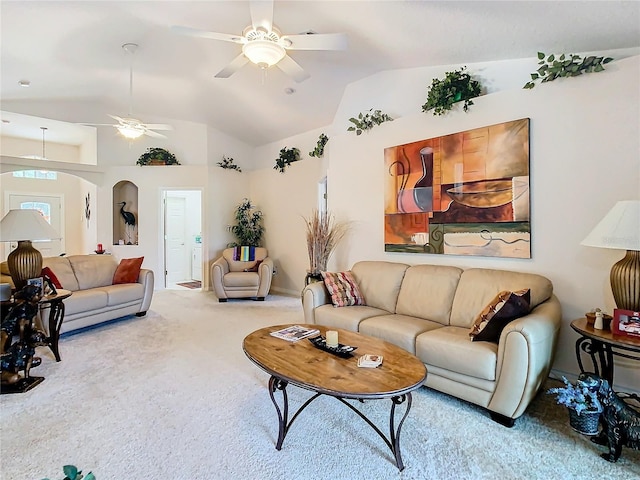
[[581, 200, 640, 251], [0, 209, 60, 242]]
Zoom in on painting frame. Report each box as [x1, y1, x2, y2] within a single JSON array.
[[384, 118, 531, 259]]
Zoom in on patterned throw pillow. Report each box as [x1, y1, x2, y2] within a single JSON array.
[[321, 271, 366, 308], [469, 289, 531, 343]]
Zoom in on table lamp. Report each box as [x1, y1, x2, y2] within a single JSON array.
[[581, 200, 640, 311], [0, 209, 60, 290]]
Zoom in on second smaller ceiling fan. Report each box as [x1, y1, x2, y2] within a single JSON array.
[[84, 43, 173, 140]]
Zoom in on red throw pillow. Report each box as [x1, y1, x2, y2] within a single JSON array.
[[113, 257, 144, 284], [41, 266, 63, 289]]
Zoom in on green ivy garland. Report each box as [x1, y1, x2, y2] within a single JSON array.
[[523, 52, 613, 89], [274, 147, 301, 173]]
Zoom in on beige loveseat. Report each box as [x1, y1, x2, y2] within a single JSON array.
[[301, 261, 562, 426], [1, 254, 154, 335]]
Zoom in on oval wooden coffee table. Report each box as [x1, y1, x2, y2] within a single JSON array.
[[243, 324, 427, 471]]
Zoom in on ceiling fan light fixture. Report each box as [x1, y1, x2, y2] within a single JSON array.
[[117, 124, 145, 139], [242, 40, 286, 68]]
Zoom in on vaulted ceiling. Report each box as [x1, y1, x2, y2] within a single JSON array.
[[1, 1, 639, 146]]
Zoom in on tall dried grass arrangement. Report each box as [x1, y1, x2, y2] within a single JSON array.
[[304, 209, 349, 275]]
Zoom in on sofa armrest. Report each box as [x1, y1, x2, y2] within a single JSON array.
[[488, 294, 562, 419], [257, 257, 274, 298], [138, 268, 154, 313], [211, 256, 230, 299], [301, 281, 330, 324]]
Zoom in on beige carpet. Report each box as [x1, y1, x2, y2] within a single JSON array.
[[1, 290, 639, 480]]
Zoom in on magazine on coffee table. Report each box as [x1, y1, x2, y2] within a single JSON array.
[[270, 325, 320, 342]]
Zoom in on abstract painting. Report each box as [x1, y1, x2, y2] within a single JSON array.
[[384, 118, 530, 258]]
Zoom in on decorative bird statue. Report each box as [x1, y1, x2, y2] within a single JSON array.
[[119, 202, 136, 244]]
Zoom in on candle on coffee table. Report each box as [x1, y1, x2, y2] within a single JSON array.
[[326, 330, 339, 348]]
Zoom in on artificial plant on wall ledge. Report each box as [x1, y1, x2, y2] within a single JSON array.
[[217, 155, 242, 172], [274, 146, 301, 173], [347, 109, 394, 135], [309, 133, 328, 158], [421, 66, 481, 116], [136, 147, 180, 166], [523, 52, 613, 89]]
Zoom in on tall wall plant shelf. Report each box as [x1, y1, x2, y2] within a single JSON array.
[[113, 181, 139, 245]]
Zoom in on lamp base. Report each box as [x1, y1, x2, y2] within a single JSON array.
[[611, 250, 640, 312], [7, 240, 43, 291]]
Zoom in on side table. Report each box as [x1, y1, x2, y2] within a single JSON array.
[[39, 289, 72, 362], [570, 318, 640, 383]]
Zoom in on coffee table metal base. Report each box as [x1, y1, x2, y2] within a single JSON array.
[[268, 376, 412, 471]]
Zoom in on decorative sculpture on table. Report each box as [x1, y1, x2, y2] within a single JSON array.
[[118, 201, 137, 245], [580, 373, 640, 462], [1, 284, 48, 392]]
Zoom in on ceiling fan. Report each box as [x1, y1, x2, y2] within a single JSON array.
[[84, 43, 173, 139], [171, 0, 348, 83]]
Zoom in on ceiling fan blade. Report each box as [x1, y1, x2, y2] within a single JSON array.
[[250, 0, 274, 32], [276, 54, 311, 83], [283, 33, 348, 51], [78, 123, 117, 127], [143, 124, 173, 131], [108, 114, 126, 123], [215, 53, 250, 78], [170, 25, 243, 44], [144, 129, 167, 139]]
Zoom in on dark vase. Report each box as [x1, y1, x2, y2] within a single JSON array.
[[568, 408, 601, 436]]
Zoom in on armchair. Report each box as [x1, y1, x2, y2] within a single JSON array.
[[211, 247, 273, 302]]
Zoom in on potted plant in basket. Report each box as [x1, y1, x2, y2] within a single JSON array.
[[548, 376, 602, 435]]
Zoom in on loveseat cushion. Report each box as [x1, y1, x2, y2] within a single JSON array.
[[395, 265, 463, 325], [313, 304, 389, 331], [359, 314, 442, 354], [416, 326, 498, 381], [102, 283, 145, 306], [67, 255, 118, 290], [351, 261, 408, 313], [42, 257, 79, 291], [449, 268, 553, 329]]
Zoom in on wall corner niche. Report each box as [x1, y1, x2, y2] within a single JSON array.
[[113, 181, 138, 245]]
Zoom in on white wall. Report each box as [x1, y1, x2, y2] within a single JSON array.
[[0, 171, 95, 258], [251, 53, 640, 392]]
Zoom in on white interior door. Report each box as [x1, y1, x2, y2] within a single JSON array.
[[6, 194, 64, 260], [165, 196, 189, 285]]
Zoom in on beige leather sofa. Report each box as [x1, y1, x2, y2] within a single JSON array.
[[302, 261, 562, 426], [1, 254, 154, 335], [211, 247, 273, 301]]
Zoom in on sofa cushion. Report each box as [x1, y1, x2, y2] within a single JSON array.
[[416, 326, 498, 381], [42, 257, 80, 291], [449, 268, 553, 328], [351, 261, 409, 313], [469, 289, 531, 343], [67, 255, 118, 290], [359, 314, 442, 354], [100, 283, 145, 306], [113, 257, 144, 284], [62, 289, 109, 316], [314, 304, 389, 331], [396, 265, 463, 325], [322, 271, 366, 307]]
